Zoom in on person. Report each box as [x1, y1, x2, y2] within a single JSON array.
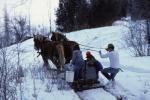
[[71, 45, 84, 81], [99, 43, 120, 81], [86, 51, 103, 72]]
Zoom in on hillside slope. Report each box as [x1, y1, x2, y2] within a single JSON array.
[[2, 24, 150, 100]]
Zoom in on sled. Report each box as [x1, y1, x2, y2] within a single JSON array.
[[71, 79, 104, 92], [68, 61, 104, 92]]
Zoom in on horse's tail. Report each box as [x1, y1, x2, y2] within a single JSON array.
[[56, 43, 66, 71]]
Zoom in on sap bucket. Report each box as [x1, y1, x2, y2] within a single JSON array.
[[65, 71, 74, 82]]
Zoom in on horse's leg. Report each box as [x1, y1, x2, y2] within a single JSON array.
[[63, 45, 72, 64], [42, 55, 49, 68], [56, 44, 65, 71]]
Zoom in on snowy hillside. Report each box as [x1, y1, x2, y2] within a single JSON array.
[[66, 25, 150, 100], [3, 24, 150, 100]]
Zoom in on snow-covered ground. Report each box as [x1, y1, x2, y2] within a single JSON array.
[[66, 25, 150, 100], [3, 23, 150, 100]]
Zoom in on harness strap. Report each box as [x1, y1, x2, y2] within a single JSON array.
[[37, 52, 41, 57], [119, 68, 123, 72]]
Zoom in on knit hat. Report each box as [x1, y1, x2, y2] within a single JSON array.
[[86, 51, 92, 58]]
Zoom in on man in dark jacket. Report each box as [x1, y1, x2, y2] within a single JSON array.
[[86, 51, 103, 72]]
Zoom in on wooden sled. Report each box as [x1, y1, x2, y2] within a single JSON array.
[[71, 79, 104, 92], [68, 60, 104, 92]]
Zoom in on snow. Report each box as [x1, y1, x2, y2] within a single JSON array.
[[3, 22, 150, 100], [77, 89, 116, 100], [66, 25, 150, 100]]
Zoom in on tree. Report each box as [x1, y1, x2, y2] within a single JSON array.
[[56, 0, 76, 32], [129, 0, 150, 56], [89, 0, 127, 27], [124, 20, 149, 56], [0, 38, 17, 100], [74, 0, 89, 30], [56, 0, 127, 32], [56, 0, 89, 32], [3, 6, 11, 46], [11, 16, 30, 43], [146, 20, 150, 56], [130, 0, 150, 20]]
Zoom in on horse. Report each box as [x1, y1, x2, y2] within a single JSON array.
[[33, 34, 65, 70], [33, 32, 80, 70], [51, 32, 68, 41], [51, 32, 80, 63]]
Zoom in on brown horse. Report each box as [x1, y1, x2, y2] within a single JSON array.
[[33, 33, 80, 70], [33, 34, 65, 70], [51, 32, 68, 41], [51, 32, 80, 63]]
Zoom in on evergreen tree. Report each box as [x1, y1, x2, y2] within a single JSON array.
[[56, 0, 127, 31], [56, 0, 89, 32], [74, 0, 89, 30], [56, 0, 76, 32], [130, 0, 150, 20], [56, 0, 66, 32], [89, 0, 126, 28]]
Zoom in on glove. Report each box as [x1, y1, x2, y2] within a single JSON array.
[[105, 48, 109, 51], [99, 50, 101, 55], [70, 60, 72, 64]]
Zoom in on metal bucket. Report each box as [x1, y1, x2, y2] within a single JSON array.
[[65, 71, 74, 82]]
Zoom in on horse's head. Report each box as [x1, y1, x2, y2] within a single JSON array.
[[33, 34, 48, 51], [33, 34, 40, 51], [51, 32, 68, 41]]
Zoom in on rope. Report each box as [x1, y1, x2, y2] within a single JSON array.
[[119, 68, 124, 72], [79, 43, 106, 52], [79, 43, 105, 50], [80, 47, 99, 52], [79, 43, 100, 49], [37, 51, 41, 57]]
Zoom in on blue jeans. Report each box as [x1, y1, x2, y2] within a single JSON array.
[[73, 61, 84, 81], [101, 67, 119, 80]]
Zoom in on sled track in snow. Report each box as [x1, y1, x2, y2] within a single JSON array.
[[102, 61, 150, 73], [120, 65, 150, 73], [102, 81, 139, 100], [74, 87, 117, 100], [73, 81, 139, 100]]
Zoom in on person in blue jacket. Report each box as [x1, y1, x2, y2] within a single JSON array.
[[71, 45, 84, 81]]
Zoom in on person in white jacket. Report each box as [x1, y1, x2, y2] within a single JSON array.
[[99, 43, 120, 81]]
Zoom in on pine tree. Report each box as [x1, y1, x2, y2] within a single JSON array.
[[89, 0, 126, 28], [130, 0, 150, 20], [56, 0, 89, 32], [74, 0, 89, 30], [56, 0, 76, 32], [56, 0, 127, 31], [56, 0, 66, 32]]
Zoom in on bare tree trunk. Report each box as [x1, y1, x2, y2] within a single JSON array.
[[146, 20, 150, 56], [4, 74, 7, 100], [4, 6, 10, 46]]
